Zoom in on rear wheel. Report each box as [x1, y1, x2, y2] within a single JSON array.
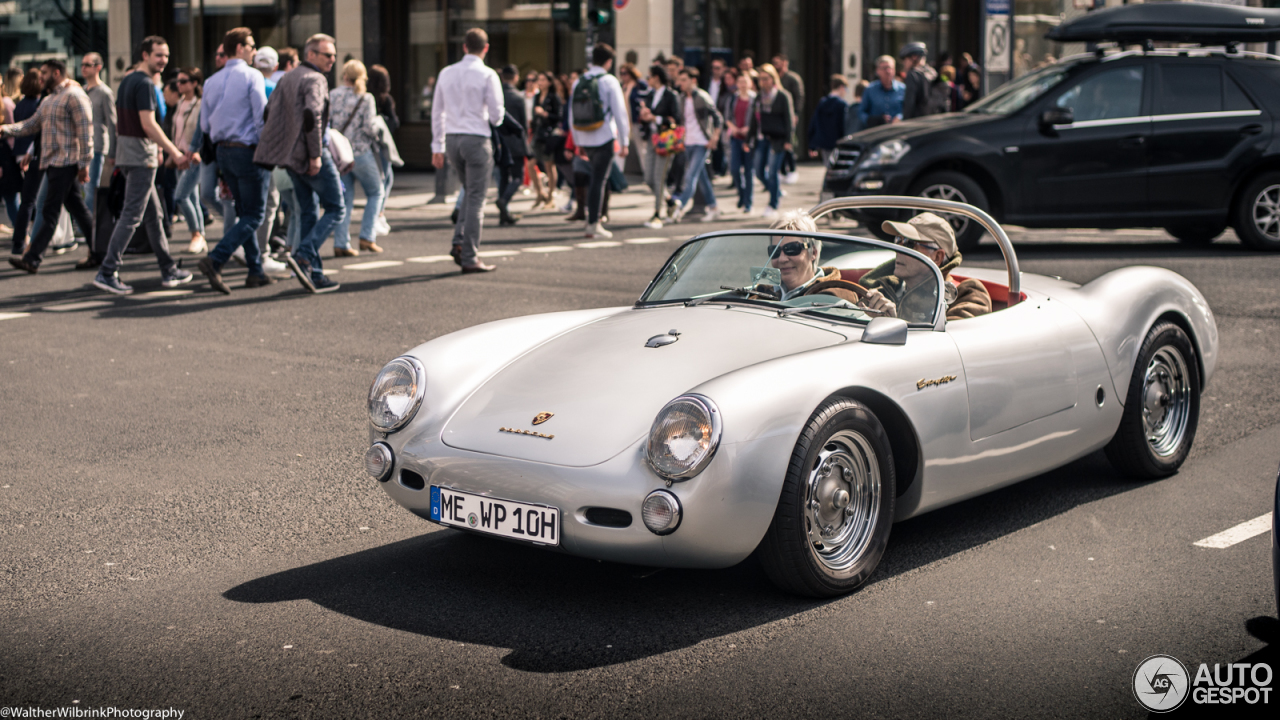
[[1233, 172, 1280, 250], [909, 171, 989, 254], [1104, 322, 1201, 479], [1165, 223, 1225, 245], [759, 398, 896, 597]]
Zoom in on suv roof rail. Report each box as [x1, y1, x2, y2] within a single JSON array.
[[1055, 46, 1280, 67]]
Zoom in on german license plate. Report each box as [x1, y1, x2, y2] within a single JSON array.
[[430, 486, 560, 546]]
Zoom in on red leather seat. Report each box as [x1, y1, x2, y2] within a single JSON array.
[[839, 269, 1025, 312]]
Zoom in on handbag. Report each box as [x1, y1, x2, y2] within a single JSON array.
[[371, 115, 404, 168], [654, 126, 685, 157], [326, 128, 354, 174]]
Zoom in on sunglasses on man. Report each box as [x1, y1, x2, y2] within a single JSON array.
[[767, 240, 811, 257], [893, 236, 940, 252]]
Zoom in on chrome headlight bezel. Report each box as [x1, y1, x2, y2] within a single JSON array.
[[367, 356, 426, 433], [645, 394, 723, 482], [860, 139, 910, 167]]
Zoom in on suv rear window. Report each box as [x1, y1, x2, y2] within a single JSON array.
[[1159, 65, 1222, 115]]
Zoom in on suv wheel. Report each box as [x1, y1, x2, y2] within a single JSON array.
[[1233, 172, 1280, 251], [1165, 223, 1226, 245], [908, 171, 989, 253]]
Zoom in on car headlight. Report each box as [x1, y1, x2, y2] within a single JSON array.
[[646, 394, 722, 481], [860, 139, 910, 167], [368, 357, 426, 433]]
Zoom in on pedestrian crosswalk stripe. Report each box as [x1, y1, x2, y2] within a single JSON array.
[[43, 300, 115, 312], [477, 250, 520, 257], [406, 255, 454, 263], [342, 260, 404, 270], [127, 290, 194, 300], [0, 312, 30, 321], [624, 237, 670, 244], [522, 246, 574, 253], [576, 241, 623, 248], [1193, 513, 1273, 548]]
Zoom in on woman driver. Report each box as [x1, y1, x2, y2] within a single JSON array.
[[764, 211, 895, 314]]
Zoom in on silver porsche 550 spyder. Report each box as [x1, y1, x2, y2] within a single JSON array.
[[363, 197, 1218, 597]]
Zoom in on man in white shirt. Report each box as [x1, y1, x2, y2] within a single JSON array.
[[567, 43, 629, 239], [432, 27, 504, 273]]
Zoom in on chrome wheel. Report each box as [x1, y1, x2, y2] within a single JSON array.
[[804, 429, 882, 573], [918, 183, 971, 240], [1251, 184, 1280, 242], [1142, 346, 1192, 458]]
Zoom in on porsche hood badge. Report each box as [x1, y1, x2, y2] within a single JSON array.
[[532, 412, 554, 425]]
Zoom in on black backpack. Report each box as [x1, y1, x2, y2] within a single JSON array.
[[571, 75, 607, 132]]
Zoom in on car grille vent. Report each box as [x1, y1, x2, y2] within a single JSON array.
[[826, 147, 862, 180], [584, 507, 632, 528], [399, 469, 426, 491]]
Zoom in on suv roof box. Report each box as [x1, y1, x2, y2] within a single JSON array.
[[1047, 4, 1280, 44]]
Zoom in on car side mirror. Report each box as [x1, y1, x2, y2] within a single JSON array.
[[1039, 107, 1074, 135], [861, 316, 908, 346]]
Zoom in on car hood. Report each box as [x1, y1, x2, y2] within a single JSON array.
[[841, 112, 996, 146], [441, 306, 847, 467]]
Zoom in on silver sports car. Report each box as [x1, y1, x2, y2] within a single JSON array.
[[363, 197, 1218, 597]]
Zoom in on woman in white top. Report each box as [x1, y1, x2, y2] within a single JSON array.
[[329, 59, 386, 256]]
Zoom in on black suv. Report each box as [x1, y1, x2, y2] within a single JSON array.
[[824, 48, 1280, 251]]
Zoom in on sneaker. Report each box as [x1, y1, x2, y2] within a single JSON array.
[[51, 240, 77, 255], [244, 273, 275, 289], [783, 170, 799, 185], [669, 203, 686, 223], [187, 236, 207, 254], [762, 207, 778, 219], [231, 246, 247, 267], [197, 257, 231, 295], [261, 256, 290, 274], [310, 271, 340, 294], [643, 216, 664, 229], [375, 215, 391, 236], [160, 268, 193, 288], [584, 223, 613, 239], [283, 253, 316, 293], [700, 207, 721, 223], [93, 270, 133, 295]]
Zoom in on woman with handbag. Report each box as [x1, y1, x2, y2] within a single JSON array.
[[530, 72, 564, 210], [329, 59, 385, 256], [748, 64, 793, 219], [168, 68, 205, 253], [637, 64, 682, 229]]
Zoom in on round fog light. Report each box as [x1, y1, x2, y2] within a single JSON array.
[[364, 442, 394, 482], [641, 490, 682, 536]]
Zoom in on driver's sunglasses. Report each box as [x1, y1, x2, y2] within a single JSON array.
[[768, 241, 809, 257], [894, 235, 939, 252]]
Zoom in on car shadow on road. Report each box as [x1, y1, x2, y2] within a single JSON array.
[[1153, 616, 1279, 719], [223, 450, 1142, 673]]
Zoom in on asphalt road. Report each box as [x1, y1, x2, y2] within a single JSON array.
[[1, 166, 1277, 718]]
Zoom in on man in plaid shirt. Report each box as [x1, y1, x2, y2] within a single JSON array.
[[1, 58, 96, 273]]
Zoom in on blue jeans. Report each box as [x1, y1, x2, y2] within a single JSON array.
[[729, 138, 753, 211], [675, 144, 716, 210], [377, 150, 394, 217], [337, 150, 384, 248], [173, 165, 204, 236], [200, 159, 236, 226], [208, 145, 268, 276], [287, 149, 346, 274], [28, 174, 49, 240], [1, 192, 18, 228], [754, 142, 786, 210], [84, 152, 104, 211]]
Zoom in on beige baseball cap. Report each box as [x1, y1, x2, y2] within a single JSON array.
[[882, 212, 957, 258]]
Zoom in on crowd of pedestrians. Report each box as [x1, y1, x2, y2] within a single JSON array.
[[2, 30, 981, 293]]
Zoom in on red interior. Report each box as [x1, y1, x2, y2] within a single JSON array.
[[838, 269, 1026, 312]]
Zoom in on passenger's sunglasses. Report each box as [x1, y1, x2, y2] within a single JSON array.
[[894, 235, 939, 252], [177, 78, 191, 85], [767, 241, 810, 257]]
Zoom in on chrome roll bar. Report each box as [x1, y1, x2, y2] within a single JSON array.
[[807, 195, 1021, 306]]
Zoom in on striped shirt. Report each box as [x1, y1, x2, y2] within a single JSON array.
[[3, 80, 93, 170]]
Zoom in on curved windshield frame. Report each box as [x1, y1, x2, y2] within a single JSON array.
[[965, 60, 1082, 115], [638, 231, 946, 329]]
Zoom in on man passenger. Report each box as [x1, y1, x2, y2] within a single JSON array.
[[861, 212, 992, 322]]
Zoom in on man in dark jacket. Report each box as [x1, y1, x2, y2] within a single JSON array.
[[807, 75, 848, 167], [496, 64, 528, 226], [637, 64, 681, 228], [900, 42, 935, 120], [772, 54, 804, 183]]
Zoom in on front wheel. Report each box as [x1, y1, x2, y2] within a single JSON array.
[[908, 171, 989, 254], [1233, 172, 1280, 250], [1104, 322, 1201, 479], [758, 398, 896, 597]]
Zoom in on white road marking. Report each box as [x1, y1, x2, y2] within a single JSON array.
[[522, 246, 574, 253], [126, 290, 194, 300], [0, 312, 30, 321], [341, 260, 404, 270], [406, 255, 454, 263], [1193, 513, 1273, 548], [43, 300, 115, 312], [321, 268, 339, 275], [576, 241, 623, 248], [477, 250, 520, 257], [624, 237, 671, 245]]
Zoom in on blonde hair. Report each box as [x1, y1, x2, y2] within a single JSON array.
[[342, 59, 368, 94], [757, 63, 781, 88], [770, 211, 822, 270], [875, 55, 896, 69], [3, 68, 22, 100]]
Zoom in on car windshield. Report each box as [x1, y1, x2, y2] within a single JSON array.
[[639, 232, 943, 327], [966, 61, 1078, 115]]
